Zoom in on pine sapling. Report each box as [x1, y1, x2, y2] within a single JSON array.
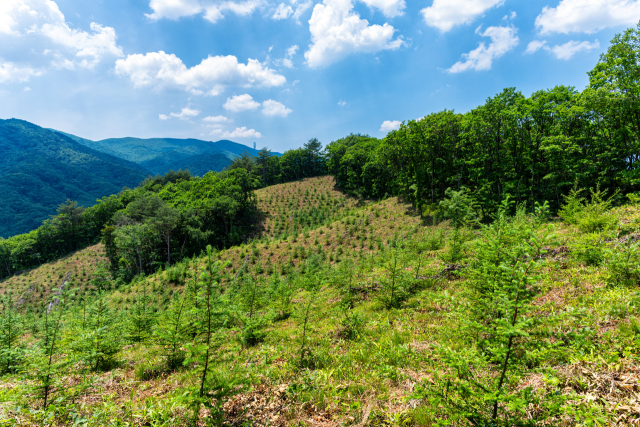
[[35, 282, 71, 410], [0, 290, 23, 373]]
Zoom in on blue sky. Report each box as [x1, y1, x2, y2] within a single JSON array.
[[0, 0, 639, 153]]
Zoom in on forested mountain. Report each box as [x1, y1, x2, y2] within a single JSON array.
[[0, 119, 151, 237], [70, 135, 269, 175], [161, 152, 233, 177]]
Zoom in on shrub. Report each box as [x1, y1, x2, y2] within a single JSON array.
[[559, 184, 617, 233], [438, 187, 481, 227], [607, 237, 640, 286]]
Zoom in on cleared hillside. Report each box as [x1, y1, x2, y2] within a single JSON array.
[[3, 177, 640, 426], [0, 244, 109, 307]]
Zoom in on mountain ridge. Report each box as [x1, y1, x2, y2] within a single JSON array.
[[0, 118, 152, 237]]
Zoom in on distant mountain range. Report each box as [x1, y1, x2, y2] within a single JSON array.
[[59, 133, 267, 175], [2, 118, 275, 237], [0, 119, 150, 237]]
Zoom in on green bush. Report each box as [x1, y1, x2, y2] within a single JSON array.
[[607, 237, 640, 286], [572, 232, 607, 266], [559, 184, 617, 233]]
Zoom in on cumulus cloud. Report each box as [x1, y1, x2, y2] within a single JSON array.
[[305, 0, 404, 68], [448, 26, 518, 73], [422, 0, 505, 32], [159, 107, 201, 120], [274, 44, 299, 68], [146, 0, 262, 23], [380, 120, 401, 132], [262, 99, 292, 116], [0, 0, 122, 81], [223, 94, 261, 112], [203, 115, 232, 123], [115, 52, 285, 94], [338, 99, 347, 106], [535, 0, 640, 35], [0, 62, 41, 83], [211, 126, 262, 138]]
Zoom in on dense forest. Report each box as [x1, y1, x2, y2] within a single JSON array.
[[4, 23, 640, 427], [325, 26, 640, 216]]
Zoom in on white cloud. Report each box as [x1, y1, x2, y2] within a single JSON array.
[[146, 0, 263, 23], [503, 11, 516, 20], [448, 26, 518, 73], [262, 99, 292, 116], [0, 0, 122, 81], [525, 40, 547, 54], [40, 22, 123, 68], [286, 44, 299, 57], [338, 99, 347, 106], [292, 0, 313, 21], [23, 86, 30, 91], [360, 0, 406, 18], [160, 107, 201, 120], [274, 44, 299, 68], [305, 0, 404, 68], [535, 0, 640, 35], [550, 39, 600, 59], [211, 126, 262, 138], [524, 39, 600, 59], [422, 0, 505, 32], [0, 62, 41, 83], [203, 115, 232, 123], [115, 52, 286, 94], [380, 120, 401, 132], [272, 3, 293, 19], [272, 0, 312, 22], [223, 93, 260, 112]]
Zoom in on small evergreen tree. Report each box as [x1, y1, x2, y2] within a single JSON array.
[[32, 283, 71, 410], [426, 199, 562, 424], [154, 291, 192, 369], [185, 245, 226, 425], [127, 284, 153, 343], [378, 241, 410, 309], [75, 295, 121, 371], [0, 291, 23, 373]]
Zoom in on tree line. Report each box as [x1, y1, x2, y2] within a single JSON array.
[[323, 24, 640, 216], [230, 138, 327, 188]]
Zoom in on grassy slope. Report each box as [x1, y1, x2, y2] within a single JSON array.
[[3, 177, 640, 426], [0, 244, 109, 307]]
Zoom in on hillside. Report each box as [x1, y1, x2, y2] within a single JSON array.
[[3, 176, 640, 426], [0, 119, 151, 237], [72, 136, 268, 175]]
